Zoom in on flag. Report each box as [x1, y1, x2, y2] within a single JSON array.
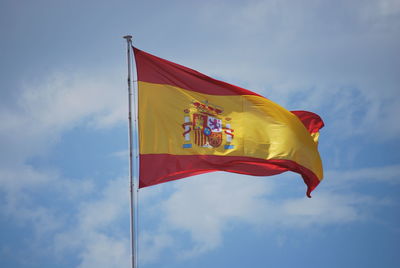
[[133, 47, 324, 197]]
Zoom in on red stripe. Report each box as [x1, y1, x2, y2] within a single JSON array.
[[139, 154, 321, 197], [291, 110, 324, 134], [133, 47, 262, 97]]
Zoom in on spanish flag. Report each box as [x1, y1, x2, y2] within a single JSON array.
[[133, 47, 324, 197]]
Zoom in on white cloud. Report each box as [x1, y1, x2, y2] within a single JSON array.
[[280, 192, 368, 227], [187, 0, 400, 142], [77, 233, 130, 268], [160, 173, 272, 257], [0, 166, 92, 266], [140, 231, 174, 263], [19, 71, 126, 130], [0, 68, 130, 267], [53, 177, 130, 268], [375, 0, 400, 17], [326, 165, 400, 188], [138, 167, 389, 262], [0, 70, 126, 164], [78, 177, 128, 232]]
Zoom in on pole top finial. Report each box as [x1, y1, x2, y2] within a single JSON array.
[[123, 35, 133, 40]]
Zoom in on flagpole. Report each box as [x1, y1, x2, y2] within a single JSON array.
[[123, 35, 137, 268]]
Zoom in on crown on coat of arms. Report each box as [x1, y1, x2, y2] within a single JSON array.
[[192, 100, 223, 116]]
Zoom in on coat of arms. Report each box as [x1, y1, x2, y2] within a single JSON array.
[[182, 100, 234, 149]]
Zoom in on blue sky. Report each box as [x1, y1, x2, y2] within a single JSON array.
[[1, 0, 399, 267]]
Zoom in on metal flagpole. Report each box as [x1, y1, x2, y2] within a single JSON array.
[[123, 35, 137, 268]]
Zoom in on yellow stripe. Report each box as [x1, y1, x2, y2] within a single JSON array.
[[138, 81, 323, 179]]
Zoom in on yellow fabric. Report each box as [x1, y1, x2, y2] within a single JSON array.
[[139, 81, 323, 180]]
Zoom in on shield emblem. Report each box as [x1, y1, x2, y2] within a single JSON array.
[[208, 132, 222, 148], [207, 116, 222, 132], [194, 129, 207, 146], [193, 113, 207, 130]]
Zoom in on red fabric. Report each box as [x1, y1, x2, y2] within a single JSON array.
[[133, 47, 262, 97], [291, 110, 325, 134], [139, 154, 320, 197]]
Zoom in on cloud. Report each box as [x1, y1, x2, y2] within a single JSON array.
[[138, 166, 390, 262], [0, 164, 91, 240], [160, 173, 272, 257], [0, 166, 84, 266], [136, 173, 273, 263], [0, 70, 126, 164], [374, 0, 400, 17], [77, 233, 130, 268], [326, 165, 400, 189], [4, 164, 379, 265], [280, 192, 370, 227], [0, 68, 131, 267], [140, 231, 174, 263], [54, 177, 130, 268], [185, 0, 400, 141], [0, 163, 130, 268]]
